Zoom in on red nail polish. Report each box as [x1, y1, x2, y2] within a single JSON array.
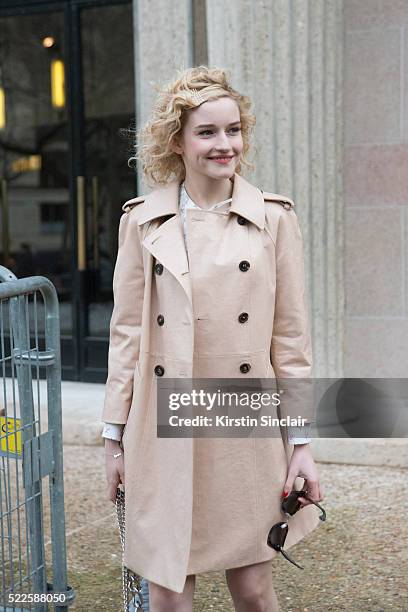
[[281, 491, 289, 498]]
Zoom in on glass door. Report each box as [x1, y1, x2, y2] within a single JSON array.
[[78, 2, 136, 381], [0, 0, 136, 381], [0, 8, 75, 375]]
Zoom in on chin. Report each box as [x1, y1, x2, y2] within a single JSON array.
[[199, 162, 237, 180], [213, 170, 235, 181], [211, 164, 237, 176]]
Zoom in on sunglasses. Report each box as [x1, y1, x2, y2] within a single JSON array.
[[267, 489, 326, 569]]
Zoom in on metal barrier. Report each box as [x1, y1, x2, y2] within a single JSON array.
[[0, 266, 75, 611]]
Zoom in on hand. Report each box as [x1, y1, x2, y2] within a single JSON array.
[[282, 444, 324, 508], [105, 439, 125, 503]]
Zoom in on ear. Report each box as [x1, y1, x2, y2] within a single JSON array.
[[171, 134, 183, 156]]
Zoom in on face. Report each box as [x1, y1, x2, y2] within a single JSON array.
[[172, 96, 244, 180]]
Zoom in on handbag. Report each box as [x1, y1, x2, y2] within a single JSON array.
[[115, 485, 149, 611]]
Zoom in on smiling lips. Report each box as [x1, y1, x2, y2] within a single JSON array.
[[207, 155, 234, 164]]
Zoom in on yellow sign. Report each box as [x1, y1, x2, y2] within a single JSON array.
[[51, 59, 65, 108], [0, 417, 22, 455], [10, 155, 42, 174]]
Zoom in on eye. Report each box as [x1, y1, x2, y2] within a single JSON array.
[[198, 126, 241, 136]]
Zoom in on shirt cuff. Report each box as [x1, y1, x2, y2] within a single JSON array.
[[102, 422, 125, 441], [287, 423, 312, 445]]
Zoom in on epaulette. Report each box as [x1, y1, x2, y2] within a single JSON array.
[[122, 195, 145, 213], [262, 191, 294, 210]]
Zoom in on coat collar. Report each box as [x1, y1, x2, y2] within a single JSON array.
[[137, 173, 265, 309], [136, 172, 265, 230]]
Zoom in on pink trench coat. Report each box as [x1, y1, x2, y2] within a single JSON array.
[[102, 172, 322, 593]]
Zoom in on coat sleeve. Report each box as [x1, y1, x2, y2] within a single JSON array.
[[101, 211, 145, 424], [270, 207, 315, 429]]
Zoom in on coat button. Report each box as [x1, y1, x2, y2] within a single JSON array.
[[154, 365, 165, 376], [238, 312, 249, 323], [239, 260, 250, 272], [240, 363, 251, 374], [155, 262, 163, 275], [157, 314, 164, 326], [237, 215, 247, 225]]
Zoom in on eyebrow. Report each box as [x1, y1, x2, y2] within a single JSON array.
[[194, 120, 242, 129]]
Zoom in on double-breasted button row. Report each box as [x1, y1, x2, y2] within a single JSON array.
[[153, 252, 251, 375], [157, 312, 247, 325], [154, 363, 252, 375]]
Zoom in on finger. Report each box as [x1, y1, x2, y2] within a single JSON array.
[[108, 481, 119, 504], [298, 494, 311, 507], [291, 477, 307, 506], [282, 469, 297, 498], [120, 469, 125, 488], [299, 479, 319, 506], [319, 483, 324, 501], [308, 479, 320, 501]]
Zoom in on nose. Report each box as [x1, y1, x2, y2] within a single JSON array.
[[213, 131, 232, 152]]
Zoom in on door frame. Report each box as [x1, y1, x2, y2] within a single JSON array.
[[0, 0, 134, 381]]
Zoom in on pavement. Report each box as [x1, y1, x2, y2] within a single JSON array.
[[2, 378, 408, 610], [55, 380, 408, 610], [61, 446, 408, 611]]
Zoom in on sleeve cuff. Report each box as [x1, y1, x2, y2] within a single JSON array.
[[287, 422, 312, 445], [102, 422, 124, 441]]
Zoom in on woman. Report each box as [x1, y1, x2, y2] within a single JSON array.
[[102, 66, 324, 612]]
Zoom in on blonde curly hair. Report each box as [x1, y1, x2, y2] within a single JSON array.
[[128, 65, 256, 187]]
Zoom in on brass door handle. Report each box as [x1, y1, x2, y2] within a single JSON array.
[[91, 176, 99, 269], [77, 176, 86, 271]]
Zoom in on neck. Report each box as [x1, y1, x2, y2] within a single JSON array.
[[183, 171, 234, 209]]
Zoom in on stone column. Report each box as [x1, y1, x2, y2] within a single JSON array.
[[206, 0, 344, 377], [132, 0, 194, 192]]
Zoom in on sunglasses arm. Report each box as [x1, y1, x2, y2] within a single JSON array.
[[279, 547, 304, 570], [302, 494, 327, 522]]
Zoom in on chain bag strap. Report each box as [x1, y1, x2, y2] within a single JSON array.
[[115, 485, 146, 611]]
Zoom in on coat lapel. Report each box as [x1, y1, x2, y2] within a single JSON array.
[[143, 215, 192, 306], [137, 181, 193, 305], [136, 173, 265, 307], [228, 172, 265, 230]]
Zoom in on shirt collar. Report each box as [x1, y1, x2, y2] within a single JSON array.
[[179, 182, 232, 212], [135, 172, 265, 230]]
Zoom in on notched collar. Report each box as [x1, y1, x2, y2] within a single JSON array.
[[124, 172, 266, 230], [121, 173, 295, 226]]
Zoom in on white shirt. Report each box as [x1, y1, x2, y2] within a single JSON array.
[[102, 182, 311, 444]]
